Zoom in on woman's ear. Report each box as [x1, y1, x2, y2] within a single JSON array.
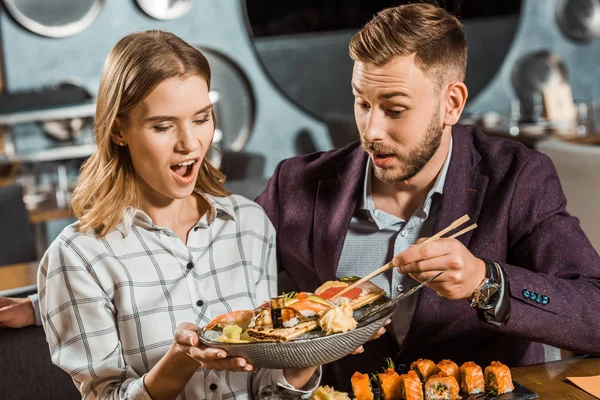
[[110, 118, 127, 147], [443, 81, 468, 126]]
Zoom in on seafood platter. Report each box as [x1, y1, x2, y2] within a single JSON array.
[[312, 358, 538, 400], [198, 278, 396, 369]]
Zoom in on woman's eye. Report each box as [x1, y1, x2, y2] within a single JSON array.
[[152, 125, 171, 132], [193, 117, 210, 125]]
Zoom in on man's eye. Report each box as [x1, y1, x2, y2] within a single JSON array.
[[357, 101, 370, 110], [388, 110, 405, 118]]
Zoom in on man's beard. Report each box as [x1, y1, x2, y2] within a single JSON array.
[[361, 107, 443, 184]]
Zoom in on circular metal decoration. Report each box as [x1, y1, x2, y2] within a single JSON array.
[[136, 0, 193, 20], [510, 50, 568, 101], [556, 0, 600, 43], [200, 49, 255, 167], [3, 0, 105, 38]]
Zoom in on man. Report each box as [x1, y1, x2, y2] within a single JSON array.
[[256, 3, 600, 392]]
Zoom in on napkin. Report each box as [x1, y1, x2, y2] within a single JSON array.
[[567, 375, 600, 399]]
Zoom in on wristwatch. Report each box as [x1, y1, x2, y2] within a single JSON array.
[[469, 259, 501, 310]]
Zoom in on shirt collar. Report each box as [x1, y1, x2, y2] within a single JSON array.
[[360, 136, 453, 214], [115, 189, 236, 237]]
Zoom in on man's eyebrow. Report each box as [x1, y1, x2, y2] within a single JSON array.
[[352, 84, 411, 100], [144, 104, 213, 122], [378, 91, 410, 100], [351, 83, 363, 94]]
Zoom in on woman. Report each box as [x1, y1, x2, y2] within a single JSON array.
[[38, 30, 319, 399]]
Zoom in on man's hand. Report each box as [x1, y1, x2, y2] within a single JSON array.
[[351, 318, 391, 355], [392, 238, 486, 300], [0, 296, 36, 328]]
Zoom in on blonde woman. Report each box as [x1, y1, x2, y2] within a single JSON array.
[[38, 31, 319, 399]]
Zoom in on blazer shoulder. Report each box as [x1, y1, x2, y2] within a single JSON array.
[[275, 141, 362, 179], [466, 126, 552, 177]]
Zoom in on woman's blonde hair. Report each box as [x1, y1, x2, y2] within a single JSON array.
[[72, 30, 229, 236], [349, 3, 467, 90]]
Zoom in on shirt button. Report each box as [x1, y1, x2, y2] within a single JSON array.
[[194, 227, 199, 231], [400, 231, 407, 237], [196, 300, 204, 307], [397, 284, 404, 292], [209, 383, 218, 391], [368, 217, 374, 223], [186, 262, 194, 270]]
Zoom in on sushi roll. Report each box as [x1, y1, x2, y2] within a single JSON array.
[[484, 361, 514, 394], [410, 359, 438, 382], [378, 359, 402, 400], [459, 362, 484, 395], [436, 360, 460, 387], [351, 371, 374, 400], [424, 374, 460, 400], [399, 370, 424, 400]]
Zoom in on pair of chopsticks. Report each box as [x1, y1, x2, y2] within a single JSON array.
[[330, 214, 477, 300]]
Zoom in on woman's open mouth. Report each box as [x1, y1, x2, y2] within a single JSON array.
[[170, 159, 198, 184]]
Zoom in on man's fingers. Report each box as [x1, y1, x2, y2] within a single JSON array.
[[351, 346, 364, 355], [393, 240, 451, 269], [399, 254, 456, 275]]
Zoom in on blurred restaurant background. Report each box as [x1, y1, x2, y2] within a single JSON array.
[[1, 0, 600, 307], [2, 0, 600, 398]]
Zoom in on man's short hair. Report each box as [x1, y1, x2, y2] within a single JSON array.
[[349, 3, 467, 89]]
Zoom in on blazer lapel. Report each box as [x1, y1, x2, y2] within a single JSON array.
[[399, 126, 490, 354], [313, 147, 368, 283]]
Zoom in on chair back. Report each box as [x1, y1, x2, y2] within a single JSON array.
[[0, 184, 36, 266], [535, 138, 600, 251]]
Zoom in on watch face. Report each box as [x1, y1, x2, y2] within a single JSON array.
[[479, 284, 500, 310]]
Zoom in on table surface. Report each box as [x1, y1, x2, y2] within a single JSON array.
[[27, 194, 72, 224], [0, 261, 38, 292], [511, 357, 599, 399]]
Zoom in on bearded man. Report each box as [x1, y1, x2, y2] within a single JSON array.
[[256, 2, 600, 392]]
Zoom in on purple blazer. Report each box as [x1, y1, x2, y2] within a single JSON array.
[[256, 125, 600, 391]]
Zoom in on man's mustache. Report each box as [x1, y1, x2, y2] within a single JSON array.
[[361, 140, 398, 155]]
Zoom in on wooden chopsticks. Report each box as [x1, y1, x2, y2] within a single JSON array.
[[330, 214, 477, 300]]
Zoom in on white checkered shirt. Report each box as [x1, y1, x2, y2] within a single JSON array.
[[38, 193, 319, 399]]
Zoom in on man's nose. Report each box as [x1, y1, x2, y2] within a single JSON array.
[[361, 110, 387, 142]]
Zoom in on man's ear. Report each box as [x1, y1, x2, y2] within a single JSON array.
[[110, 118, 127, 147], [443, 81, 468, 126]]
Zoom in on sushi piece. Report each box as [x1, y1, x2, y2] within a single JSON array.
[[351, 371, 374, 400], [399, 370, 424, 400], [436, 360, 460, 387], [484, 361, 514, 394], [378, 359, 402, 400], [459, 362, 484, 395], [424, 374, 460, 400], [410, 359, 438, 383]]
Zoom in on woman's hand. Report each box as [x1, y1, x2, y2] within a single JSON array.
[[350, 318, 391, 355], [174, 322, 256, 372]]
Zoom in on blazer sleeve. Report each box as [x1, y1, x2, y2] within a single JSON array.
[[490, 151, 600, 355]]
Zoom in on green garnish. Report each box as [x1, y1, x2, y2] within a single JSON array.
[[486, 388, 499, 397], [340, 276, 361, 282], [384, 357, 395, 371], [281, 291, 297, 301]]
